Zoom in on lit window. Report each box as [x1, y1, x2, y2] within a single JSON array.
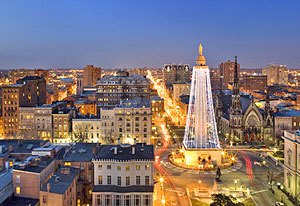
[[64, 162, 71, 166], [126, 166, 130, 171], [145, 165, 150, 170], [16, 187, 20, 194], [98, 175, 103, 185], [136, 165, 140, 170], [98, 165, 102, 170], [117, 166, 121, 171]]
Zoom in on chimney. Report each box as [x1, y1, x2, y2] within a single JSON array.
[[118, 138, 120, 145], [47, 183, 50, 192], [134, 138, 136, 145], [61, 167, 70, 175], [92, 145, 96, 156], [114, 147, 118, 155], [8, 145, 14, 152], [132, 146, 135, 155]]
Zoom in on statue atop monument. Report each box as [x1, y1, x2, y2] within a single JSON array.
[[196, 43, 206, 66]]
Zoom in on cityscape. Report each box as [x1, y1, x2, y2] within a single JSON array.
[[0, 1, 300, 206]]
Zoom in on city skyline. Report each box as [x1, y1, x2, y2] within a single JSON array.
[[0, 0, 299, 70]]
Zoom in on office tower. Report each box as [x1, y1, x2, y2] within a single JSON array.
[[83, 65, 102, 87], [219, 60, 240, 90], [262, 64, 288, 85], [243, 75, 267, 91], [16, 76, 47, 106]]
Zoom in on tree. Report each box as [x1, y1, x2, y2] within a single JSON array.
[[210, 194, 245, 206], [73, 124, 90, 143]]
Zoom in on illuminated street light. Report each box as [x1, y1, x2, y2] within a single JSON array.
[[221, 151, 225, 156], [234, 179, 238, 190], [159, 177, 164, 183]]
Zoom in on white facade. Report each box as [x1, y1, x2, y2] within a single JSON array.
[[92, 145, 154, 206], [100, 106, 152, 145], [72, 118, 102, 143], [282, 130, 300, 200]]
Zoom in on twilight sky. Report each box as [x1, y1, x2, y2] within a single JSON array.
[[0, 0, 299, 70]]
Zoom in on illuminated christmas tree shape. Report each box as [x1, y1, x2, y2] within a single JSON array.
[[183, 44, 220, 149]]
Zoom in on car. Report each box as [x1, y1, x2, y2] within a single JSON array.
[[254, 161, 262, 166], [275, 202, 284, 206]]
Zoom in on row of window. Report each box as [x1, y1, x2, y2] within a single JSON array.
[[98, 164, 150, 171], [98, 175, 150, 186], [95, 194, 151, 206]]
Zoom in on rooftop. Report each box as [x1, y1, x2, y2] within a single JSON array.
[[41, 167, 80, 194], [0, 139, 47, 158], [92, 185, 154, 193], [94, 143, 154, 161], [14, 156, 54, 173], [63, 143, 100, 162]]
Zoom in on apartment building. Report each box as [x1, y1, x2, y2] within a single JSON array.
[[92, 143, 154, 206], [40, 167, 80, 206]]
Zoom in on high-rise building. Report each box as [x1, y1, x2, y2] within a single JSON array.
[[243, 75, 267, 91], [2, 77, 46, 138], [262, 64, 288, 85], [76, 75, 83, 95], [83, 65, 101, 87], [219, 60, 240, 90], [163, 64, 191, 85]]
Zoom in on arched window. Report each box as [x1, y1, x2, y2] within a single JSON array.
[[287, 149, 292, 165]]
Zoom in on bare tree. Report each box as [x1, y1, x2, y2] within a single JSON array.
[[73, 124, 90, 143]]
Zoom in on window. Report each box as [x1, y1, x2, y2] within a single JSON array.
[[145, 165, 150, 170], [115, 195, 121, 206], [134, 195, 141, 206], [16, 187, 20, 194], [143, 195, 151, 206], [88, 174, 92, 183], [117, 176, 121, 186], [43, 195, 47, 203], [105, 194, 112, 206], [117, 166, 121, 171], [107, 176, 111, 185], [145, 176, 150, 185], [16, 175, 20, 183], [98, 175, 103, 185], [124, 195, 131, 206], [135, 117, 139, 121], [80, 163, 84, 170], [136, 176, 140, 185], [126, 165, 130, 171], [126, 176, 130, 186], [96, 194, 104, 206], [107, 165, 111, 170], [98, 165, 102, 170], [136, 165, 140, 170]]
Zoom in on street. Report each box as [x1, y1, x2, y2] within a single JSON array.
[[154, 124, 283, 206]]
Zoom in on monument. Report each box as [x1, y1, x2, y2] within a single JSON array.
[[182, 44, 222, 167]]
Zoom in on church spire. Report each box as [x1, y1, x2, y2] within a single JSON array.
[[233, 56, 239, 96]]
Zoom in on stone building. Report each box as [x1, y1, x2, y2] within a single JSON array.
[[96, 71, 150, 108], [215, 57, 274, 145], [282, 130, 300, 203], [163, 64, 191, 85], [92, 143, 154, 206]]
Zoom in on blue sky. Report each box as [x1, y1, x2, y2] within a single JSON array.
[[0, 0, 299, 69]]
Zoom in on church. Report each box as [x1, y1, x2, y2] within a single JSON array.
[[215, 57, 274, 145]]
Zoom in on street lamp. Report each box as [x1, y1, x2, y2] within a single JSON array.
[[234, 179, 238, 191], [198, 180, 202, 191]]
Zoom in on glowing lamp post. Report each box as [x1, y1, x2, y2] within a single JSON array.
[[234, 179, 238, 190]]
